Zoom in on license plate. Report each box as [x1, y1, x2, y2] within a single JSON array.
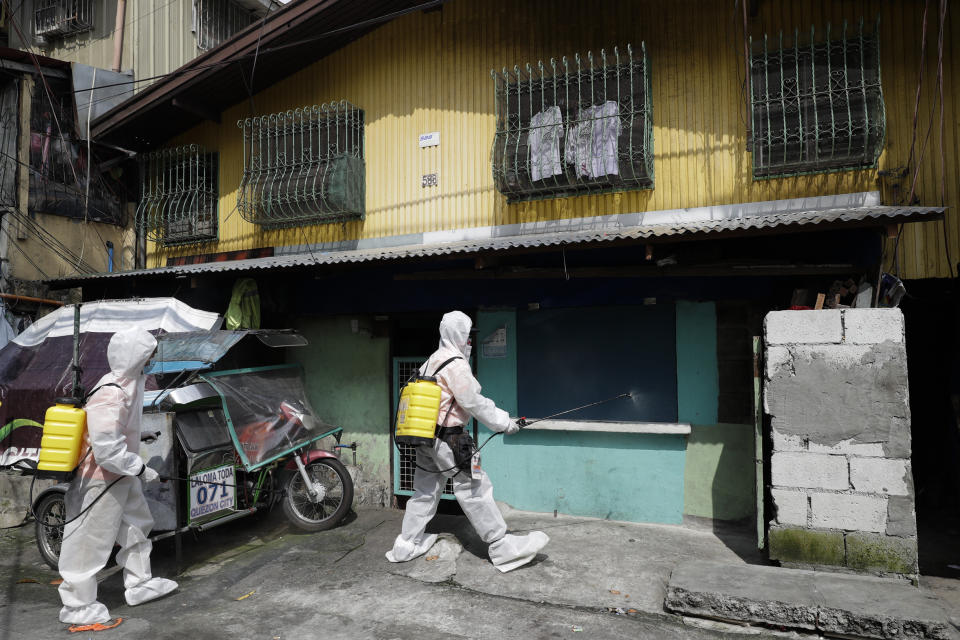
[[188, 464, 236, 523]]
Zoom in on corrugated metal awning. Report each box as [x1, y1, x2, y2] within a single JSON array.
[[49, 203, 943, 285]]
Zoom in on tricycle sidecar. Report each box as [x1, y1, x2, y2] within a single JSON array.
[[34, 331, 354, 569]]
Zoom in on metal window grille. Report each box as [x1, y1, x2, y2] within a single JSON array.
[[237, 101, 365, 229], [749, 18, 885, 179], [136, 145, 219, 246], [28, 78, 123, 224], [491, 43, 653, 203], [393, 357, 454, 498], [193, 0, 256, 52], [34, 0, 94, 40]]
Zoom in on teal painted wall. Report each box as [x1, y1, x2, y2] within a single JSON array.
[[485, 430, 687, 523], [675, 301, 755, 521], [683, 423, 756, 521], [676, 301, 719, 424], [476, 310, 517, 415], [289, 315, 391, 487], [476, 308, 686, 524]]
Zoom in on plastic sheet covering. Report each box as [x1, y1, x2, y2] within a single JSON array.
[[153, 331, 246, 364], [204, 366, 334, 468]]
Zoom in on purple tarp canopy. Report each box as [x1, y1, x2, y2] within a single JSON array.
[[0, 298, 220, 466]]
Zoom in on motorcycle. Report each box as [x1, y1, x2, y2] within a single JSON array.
[[32, 345, 354, 570]]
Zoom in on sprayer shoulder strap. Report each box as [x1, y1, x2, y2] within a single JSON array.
[[431, 356, 462, 377], [83, 382, 123, 405]]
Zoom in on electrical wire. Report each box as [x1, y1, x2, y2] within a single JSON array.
[[0, 222, 50, 278], [4, 206, 101, 273]]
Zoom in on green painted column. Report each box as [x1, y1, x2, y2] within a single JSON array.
[[288, 315, 391, 488], [676, 301, 719, 424], [676, 301, 754, 521]]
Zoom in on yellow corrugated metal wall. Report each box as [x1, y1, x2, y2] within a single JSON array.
[[150, 0, 958, 280], [36, 0, 197, 91]]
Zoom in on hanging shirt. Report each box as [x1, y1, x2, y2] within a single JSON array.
[[565, 101, 622, 179], [527, 106, 564, 182], [589, 101, 621, 178]]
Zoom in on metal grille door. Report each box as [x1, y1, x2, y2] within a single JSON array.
[[392, 357, 454, 499]]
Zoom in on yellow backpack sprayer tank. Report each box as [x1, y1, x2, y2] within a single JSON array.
[[36, 398, 86, 478], [35, 304, 87, 481], [394, 356, 461, 446]]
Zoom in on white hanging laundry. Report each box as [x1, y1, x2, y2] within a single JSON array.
[[528, 106, 564, 182], [589, 100, 621, 178], [566, 101, 622, 179]]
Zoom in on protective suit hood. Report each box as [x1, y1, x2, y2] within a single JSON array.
[[106, 328, 157, 378], [438, 311, 471, 357]]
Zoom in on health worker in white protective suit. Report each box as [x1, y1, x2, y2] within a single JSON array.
[[58, 327, 178, 625], [387, 311, 549, 572]]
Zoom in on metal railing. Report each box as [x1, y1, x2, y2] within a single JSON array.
[[28, 77, 123, 225], [749, 18, 885, 179], [491, 43, 653, 203], [193, 0, 257, 52], [237, 101, 365, 228], [137, 145, 219, 246], [34, 0, 95, 40]]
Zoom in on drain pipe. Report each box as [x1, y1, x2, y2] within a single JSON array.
[[112, 0, 126, 72]]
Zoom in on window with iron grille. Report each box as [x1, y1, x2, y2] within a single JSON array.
[[193, 0, 257, 51], [749, 18, 884, 179], [34, 0, 95, 40], [29, 77, 123, 224], [491, 44, 653, 203], [137, 145, 219, 246], [237, 102, 365, 228]]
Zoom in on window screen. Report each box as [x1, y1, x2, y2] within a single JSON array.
[[517, 305, 677, 423]]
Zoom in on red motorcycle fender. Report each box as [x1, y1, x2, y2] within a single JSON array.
[[283, 449, 337, 471]]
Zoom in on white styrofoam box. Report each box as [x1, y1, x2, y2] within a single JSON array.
[[810, 492, 887, 533], [765, 310, 842, 345], [843, 309, 904, 345], [850, 457, 911, 496], [771, 488, 808, 526], [806, 439, 887, 457], [771, 452, 848, 490]]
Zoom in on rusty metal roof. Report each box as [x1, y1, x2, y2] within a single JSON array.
[[49, 204, 944, 284], [91, 0, 441, 149]]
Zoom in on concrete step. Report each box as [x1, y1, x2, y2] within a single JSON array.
[[664, 560, 955, 640]]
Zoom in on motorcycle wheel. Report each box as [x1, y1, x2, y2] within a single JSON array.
[[282, 458, 353, 532], [34, 490, 66, 570]]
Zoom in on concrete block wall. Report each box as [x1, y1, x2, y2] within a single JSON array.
[[763, 309, 918, 577]]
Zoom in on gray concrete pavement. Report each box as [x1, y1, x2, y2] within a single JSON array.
[[1, 504, 957, 639]]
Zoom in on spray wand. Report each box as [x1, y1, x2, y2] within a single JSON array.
[[515, 392, 632, 429]]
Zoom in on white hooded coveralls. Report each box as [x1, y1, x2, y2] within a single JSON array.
[[387, 311, 548, 572], [58, 327, 177, 625]]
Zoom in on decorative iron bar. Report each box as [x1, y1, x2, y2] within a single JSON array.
[[193, 0, 257, 52], [136, 145, 218, 246], [34, 0, 95, 40], [749, 17, 885, 179], [491, 43, 653, 203], [237, 101, 365, 228]]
